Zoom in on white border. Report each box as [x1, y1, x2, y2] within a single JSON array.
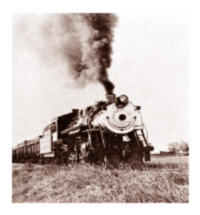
[[1, 0, 198, 214]]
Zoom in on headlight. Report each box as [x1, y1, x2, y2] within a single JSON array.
[[119, 95, 128, 104]]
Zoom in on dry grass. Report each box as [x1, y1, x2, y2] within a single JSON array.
[[12, 156, 189, 203]]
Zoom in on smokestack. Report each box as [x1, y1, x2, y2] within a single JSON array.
[[106, 94, 115, 103]]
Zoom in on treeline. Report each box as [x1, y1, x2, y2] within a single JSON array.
[[168, 141, 189, 153]]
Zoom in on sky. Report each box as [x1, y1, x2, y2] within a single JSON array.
[[12, 13, 188, 152]]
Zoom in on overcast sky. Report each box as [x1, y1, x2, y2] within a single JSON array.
[[13, 13, 188, 152]]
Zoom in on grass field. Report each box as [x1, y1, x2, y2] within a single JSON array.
[[12, 156, 189, 203]]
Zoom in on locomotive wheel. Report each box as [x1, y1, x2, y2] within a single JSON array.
[[68, 150, 76, 165], [68, 149, 83, 165], [95, 150, 105, 164], [45, 158, 50, 164], [104, 153, 121, 169], [43, 158, 46, 164], [35, 157, 40, 164], [39, 158, 44, 165], [60, 153, 68, 165], [127, 152, 144, 169], [80, 143, 88, 164], [27, 159, 32, 164], [51, 157, 59, 165], [103, 147, 121, 169]]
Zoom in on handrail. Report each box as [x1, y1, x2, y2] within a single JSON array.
[[98, 124, 106, 149], [143, 123, 149, 144], [87, 112, 93, 149]]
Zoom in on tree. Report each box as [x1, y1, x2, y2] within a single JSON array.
[[180, 141, 189, 152], [168, 141, 189, 154], [168, 142, 179, 153]]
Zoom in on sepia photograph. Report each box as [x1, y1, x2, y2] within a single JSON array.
[[12, 11, 188, 203]]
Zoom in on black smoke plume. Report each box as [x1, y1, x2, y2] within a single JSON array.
[[14, 14, 118, 94], [62, 13, 118, 94], [80, 14, 118, 94]]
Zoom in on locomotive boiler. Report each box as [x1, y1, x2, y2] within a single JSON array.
[[12, 94, 154, 168]]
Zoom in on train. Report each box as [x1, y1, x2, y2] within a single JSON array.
[[12, 94, 154, 168]]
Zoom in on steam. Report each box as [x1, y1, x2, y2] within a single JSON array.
[[13, 14, 118, 94]]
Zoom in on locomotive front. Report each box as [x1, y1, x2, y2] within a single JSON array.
[[92, 94, 143, 134]]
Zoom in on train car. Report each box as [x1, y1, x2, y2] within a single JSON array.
[[26, 135, 42, 163], [12, 146, 18, 163], [16, 140, 27, 163]]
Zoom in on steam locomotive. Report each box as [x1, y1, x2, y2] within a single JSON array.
[[12, 94, 154, 168]]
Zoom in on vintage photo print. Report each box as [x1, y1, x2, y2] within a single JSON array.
[[12, 12, 188, 203]]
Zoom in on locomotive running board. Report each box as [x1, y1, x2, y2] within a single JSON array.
[[82, 129, 100, 133], [134, 125, 145, 130], [42, 152, 55, 157], [53, 139, 63, 145]]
